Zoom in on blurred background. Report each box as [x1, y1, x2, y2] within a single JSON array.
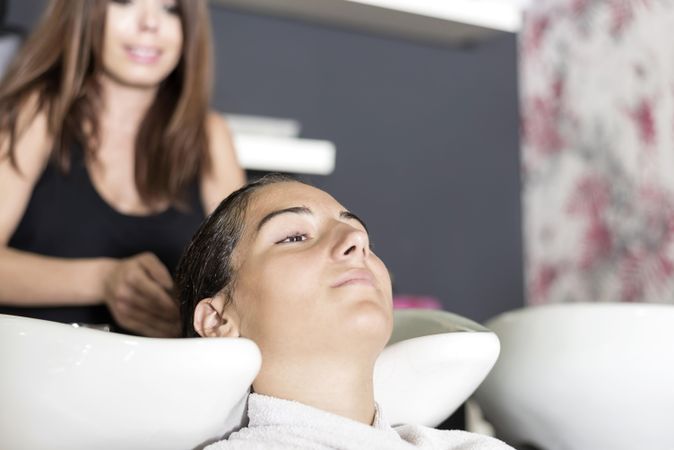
[[1, 0, 524, 324]]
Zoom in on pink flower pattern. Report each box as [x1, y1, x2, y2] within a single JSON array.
[[521, 76, 567, 156], [522, 0, 674, 304], [625, 98, 656, 148]]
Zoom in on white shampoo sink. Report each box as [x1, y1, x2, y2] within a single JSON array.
[[474, 303, 674, 450], [1, 309, 499, 449]]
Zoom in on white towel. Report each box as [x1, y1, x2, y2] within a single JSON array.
[[205, 394, 513, 450]]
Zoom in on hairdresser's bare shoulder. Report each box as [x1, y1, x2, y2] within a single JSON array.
[[0, 93, 53, 245], [201, 111, 246, 214]]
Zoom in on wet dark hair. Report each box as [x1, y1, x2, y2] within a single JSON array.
[[176, 173, 300, 337]]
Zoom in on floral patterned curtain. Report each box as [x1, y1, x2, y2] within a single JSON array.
[[521, 0, 674, 304]]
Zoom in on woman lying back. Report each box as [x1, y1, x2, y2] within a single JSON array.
[[176, 175, 513, 450]]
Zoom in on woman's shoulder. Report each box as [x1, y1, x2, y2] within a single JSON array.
[[206, 110, 230, 128], [204, 110, 236, 160], [393, 425, 515, 450], [200, 110, 245, 214], [0, 91, 53, 176]]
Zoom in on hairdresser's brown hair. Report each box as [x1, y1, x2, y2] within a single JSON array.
[[0, 0, 213, 206]]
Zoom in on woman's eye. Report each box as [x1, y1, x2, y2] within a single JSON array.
[[163, 2, 180, 14], [277, 234, 308, 244], [109, 0, 179, 15]]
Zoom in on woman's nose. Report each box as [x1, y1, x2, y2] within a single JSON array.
[[331, 225, 370, 261], [139, 2, 160, 32]]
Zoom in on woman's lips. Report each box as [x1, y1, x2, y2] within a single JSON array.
[[125, 45, 162, 64], [331, 268, 375, 288]]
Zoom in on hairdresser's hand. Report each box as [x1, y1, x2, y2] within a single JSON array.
[[102, 252, 181, 337]]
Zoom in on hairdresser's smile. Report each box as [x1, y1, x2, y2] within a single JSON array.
[[102, 0, 183, 88], [124, 45, 163, 64]]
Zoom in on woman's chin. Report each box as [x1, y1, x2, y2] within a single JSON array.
[[343, 299, 393, 346]]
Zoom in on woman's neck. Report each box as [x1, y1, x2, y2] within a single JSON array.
[[98, 74, 158, 134], [252, 357, 377, 425]]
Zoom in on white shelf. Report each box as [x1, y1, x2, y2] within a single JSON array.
[[210, 0, 516, 47], [233, 134, 336, 175], [225, 114, 301, 138]]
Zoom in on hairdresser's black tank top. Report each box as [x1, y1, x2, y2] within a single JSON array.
[[1, 145, 206, 330]]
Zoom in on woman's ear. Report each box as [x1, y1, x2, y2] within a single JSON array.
[[193, 292, 240, 338]]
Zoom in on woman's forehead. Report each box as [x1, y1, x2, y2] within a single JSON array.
[[248, 182, 345, 218]]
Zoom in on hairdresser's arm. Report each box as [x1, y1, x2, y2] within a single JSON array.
[[201, 112, 246, 214], [0, 109, 179, 337]]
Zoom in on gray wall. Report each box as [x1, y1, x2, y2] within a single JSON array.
[[6, 1, 523, 323]]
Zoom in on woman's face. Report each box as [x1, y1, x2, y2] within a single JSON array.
[[229, 182, 393, 361], [101, 0, 183, 88]]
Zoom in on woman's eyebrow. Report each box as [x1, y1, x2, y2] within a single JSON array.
[[256, 206, 312, 232], [340, 211, 368, 233], [255, 207, 368, 234]]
